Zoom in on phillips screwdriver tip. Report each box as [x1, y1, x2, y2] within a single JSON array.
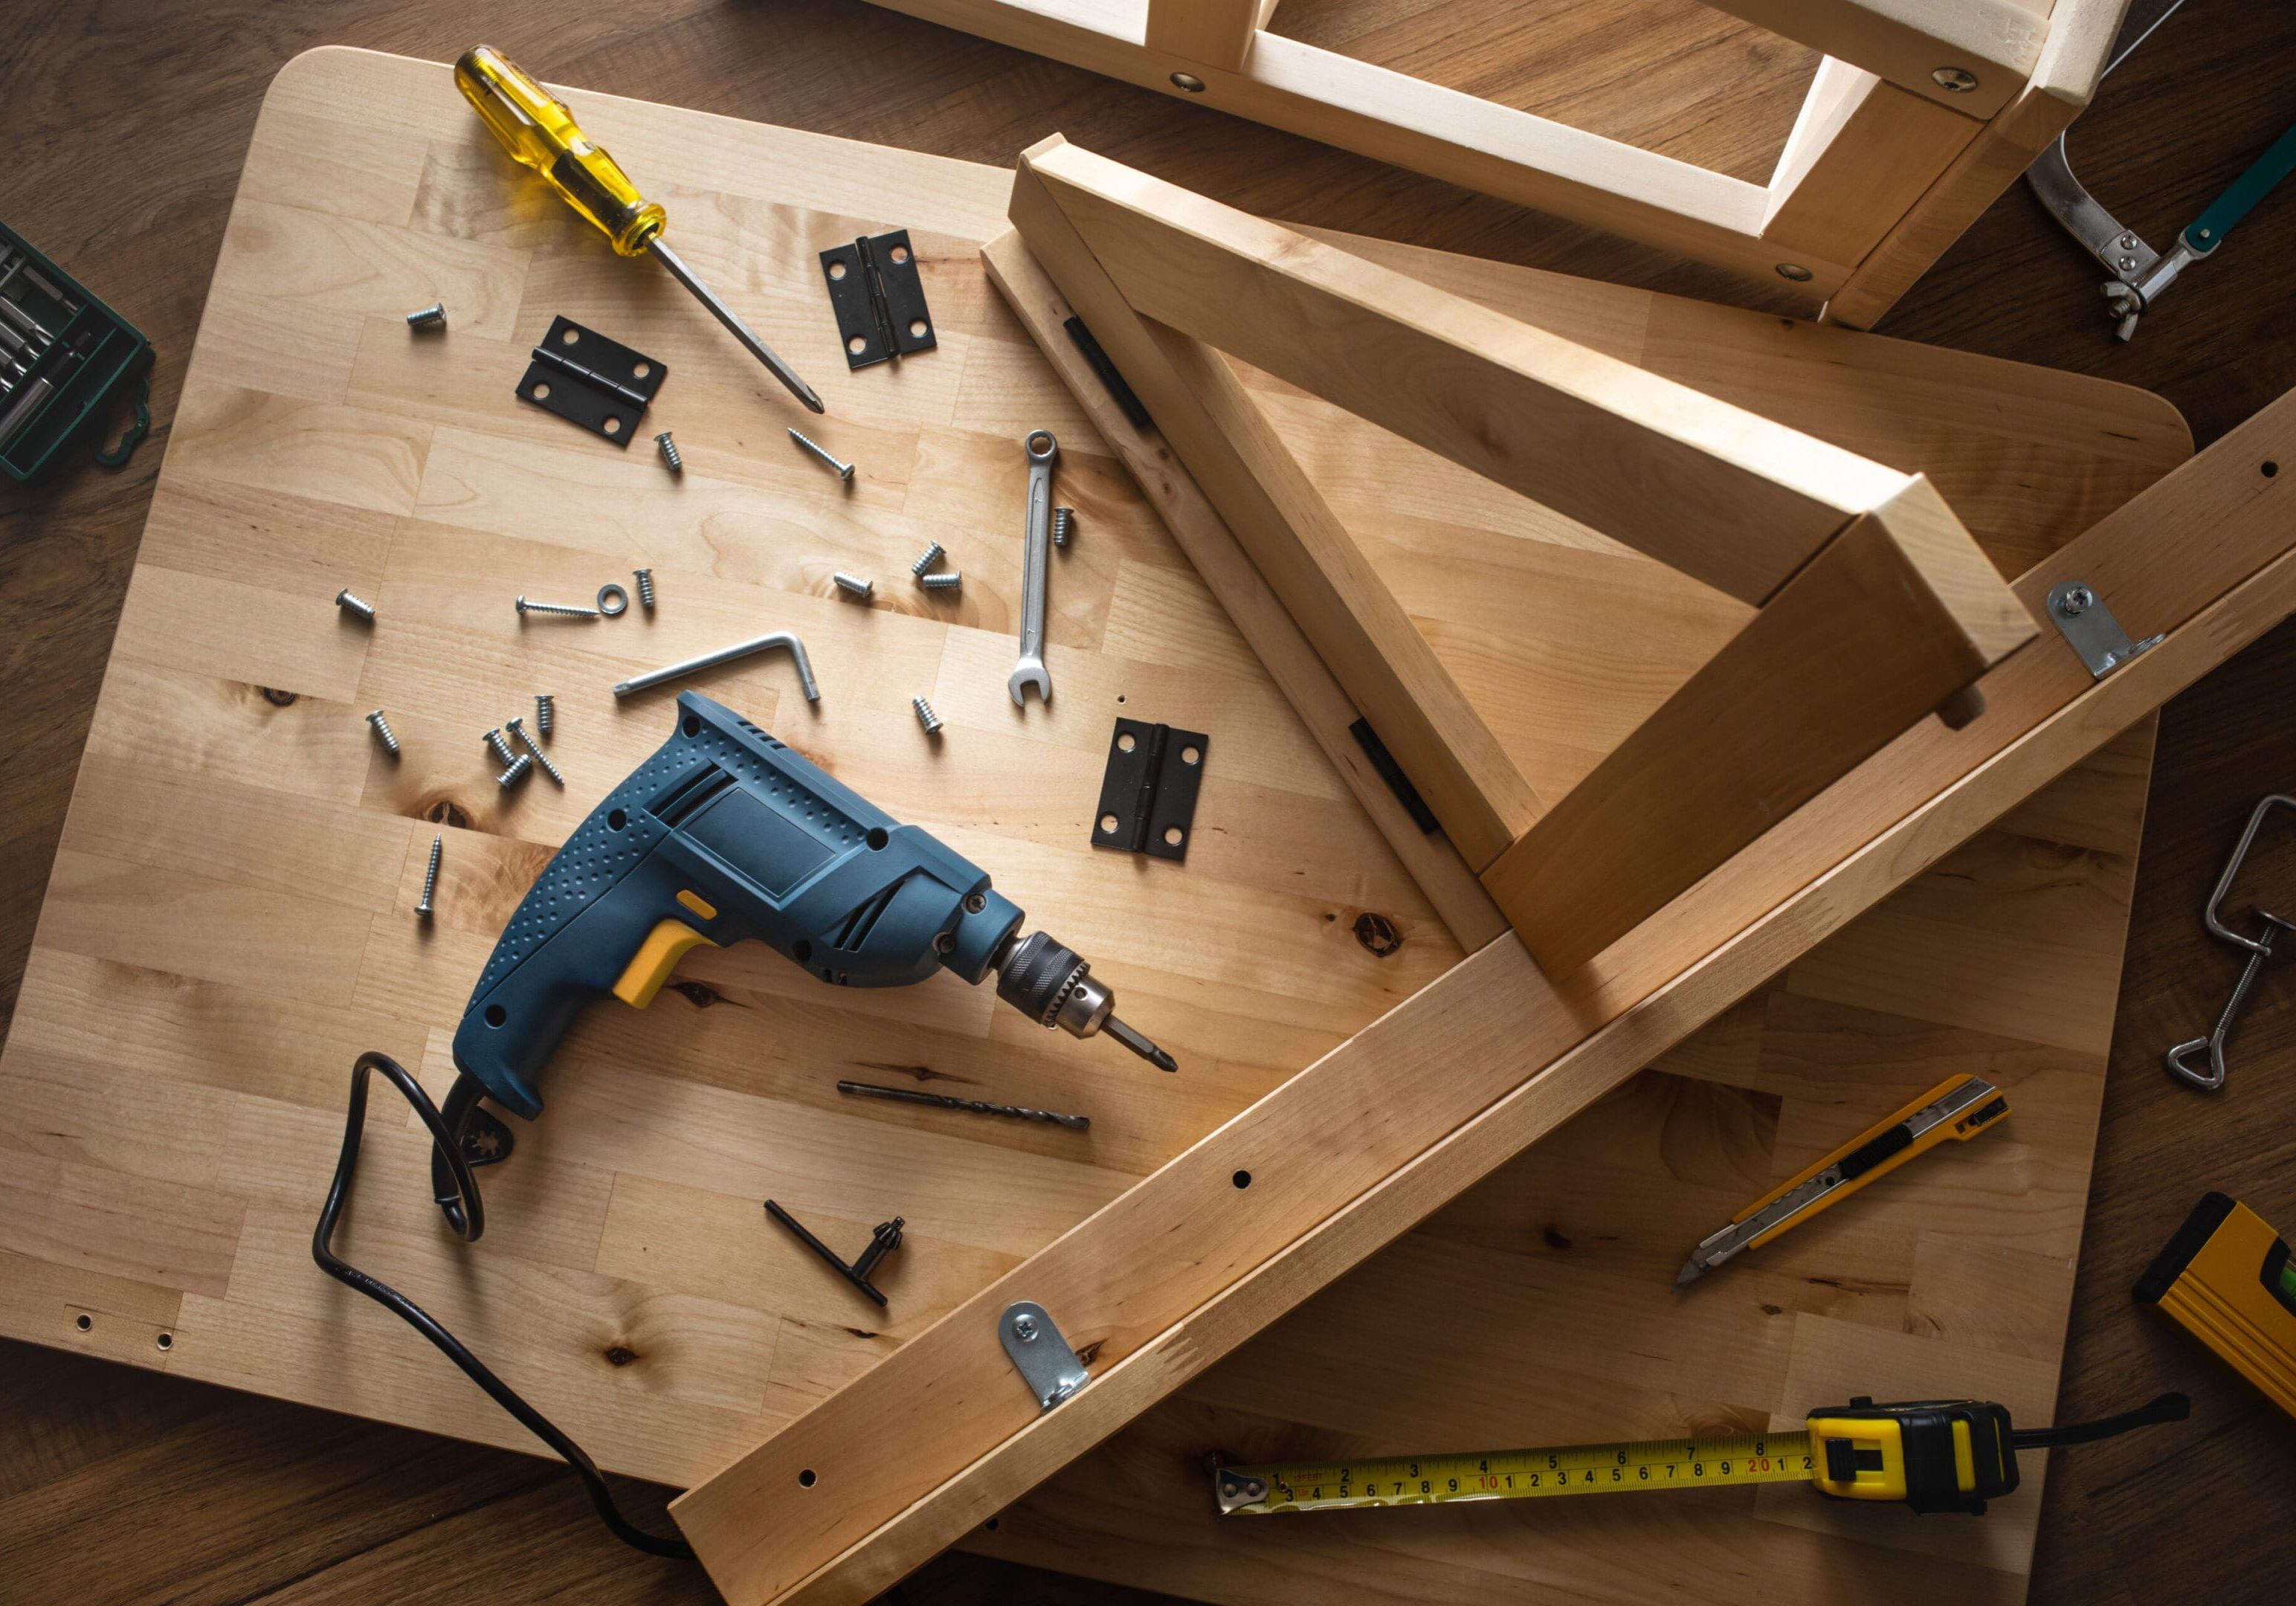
[[1105, 1014, 1178, 1072]]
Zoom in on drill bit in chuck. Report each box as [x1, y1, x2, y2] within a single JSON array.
[[993, 929, 1178, 1072]]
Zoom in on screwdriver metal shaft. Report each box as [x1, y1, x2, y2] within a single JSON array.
[[647, 237, 822, 414]]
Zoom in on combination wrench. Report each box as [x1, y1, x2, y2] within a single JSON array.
[[1008, 428, 1057, 706]]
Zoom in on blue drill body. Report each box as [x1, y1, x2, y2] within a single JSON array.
[[453, 691, 1026, 1119]]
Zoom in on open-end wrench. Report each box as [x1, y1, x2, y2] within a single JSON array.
[[1008, 428, 1057, 706]]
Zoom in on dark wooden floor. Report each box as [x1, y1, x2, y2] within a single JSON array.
[[3, 1, 2293, 1602]]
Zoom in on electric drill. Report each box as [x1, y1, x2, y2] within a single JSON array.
[[450, 691, 1174, 1127]]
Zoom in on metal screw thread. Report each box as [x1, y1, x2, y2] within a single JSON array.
[[633, 567, 656, 608], [919, 570, 962, 590], [496, 753, 534, 788], [517, 596, 601, 619], [789, 428, 855, 482], [833, 572, 874, 598], [416, 834, 442, 918], [913, 696, 944, 735], [405, 303, 447, 331], [507, 717, 564, 784], [365, 709, 401, 758], [654, 433, 682, 474], [1051, 506, 1074, 549], [336, 589, 377, 622], [535, 694, 554, 735], [911, 541, 946, 578], [483, 727, 517, 766]]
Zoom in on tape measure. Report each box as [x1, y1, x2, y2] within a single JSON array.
[[1214, 1393, 2190, 1518]]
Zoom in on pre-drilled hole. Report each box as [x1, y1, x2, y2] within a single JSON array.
[[2266, 461, 2280, 478], [798, 1468, 818, 1488], [157, 1332, 173, 1351], [75, 1313, 91, 1332], [1232, 1170, 1251, 1189]]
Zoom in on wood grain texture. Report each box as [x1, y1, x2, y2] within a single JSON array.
[[2, 4, 2292, 1606]]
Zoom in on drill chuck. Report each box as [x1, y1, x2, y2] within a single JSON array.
[[995, 930, 1176, 1071]]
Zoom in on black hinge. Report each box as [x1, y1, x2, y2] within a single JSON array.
[[1093, 719, 1209, 862], [514, 316, 666, 445], [819, 230, 937, 370]]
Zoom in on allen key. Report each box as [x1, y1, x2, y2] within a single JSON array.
[[2166, 793, 2296, 1091]]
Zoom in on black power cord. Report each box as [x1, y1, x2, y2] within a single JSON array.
[[312, 1051, 694, 1560]]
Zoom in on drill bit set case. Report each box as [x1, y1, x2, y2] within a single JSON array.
[[0, 219, 150, 482]]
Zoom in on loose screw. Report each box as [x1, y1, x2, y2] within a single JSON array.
[[483, 727, 517, 767], [911, 541, 947, 578], [789, 428, 855, 483], [1051, 507, 1074, 549], [535, 693, 554, 735], [496, 753, 534, 789], [633, 567, 656, 609], [506, 717, 564, 785], [336, 588, 377, 622], [833, 572, 874, 599], [405, 303, 447, 332], [655, 432, 682, 474], [919, 570, 962, 591], [913, 696, 943, 735], [366, 710, 401, 758], [517, 595, 601, 619], [416, 834, 442, 918]]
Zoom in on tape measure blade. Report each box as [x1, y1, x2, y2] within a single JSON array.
[[1218, 1431, 1816, 1515]]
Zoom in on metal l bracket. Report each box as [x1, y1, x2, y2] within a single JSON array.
[[999, 1300, 1090, 1411], [2047, 581, 2164, 679]]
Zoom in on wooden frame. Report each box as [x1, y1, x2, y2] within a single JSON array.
[[1005, 136, 2037, 974], [850, 0, 2131, 323], [666, 150, 2296, 1604]]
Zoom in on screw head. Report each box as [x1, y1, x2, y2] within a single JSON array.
[[1170, 71, 1205, 93], [2119, 233, 2138, 251], [2118, 255, 2138, 272], [964, 892, 987, 914], [1932, 66, 1979, 93], [2056, 585, 2095, 617], [1775, 263, 1813, 283], [1013, 1314, 1039, 1342]]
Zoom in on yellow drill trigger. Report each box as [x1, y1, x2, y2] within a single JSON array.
[[613, 918, 720, 1008]]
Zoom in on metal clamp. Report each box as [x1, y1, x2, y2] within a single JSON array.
[[999, 1300, 1090, 1411], [2046, 581, 2163, 679], [2166, 794, 2296, 1091]]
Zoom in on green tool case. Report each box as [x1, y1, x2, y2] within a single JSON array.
[[0, 220, 152, 482]]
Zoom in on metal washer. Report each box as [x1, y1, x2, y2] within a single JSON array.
[[596, 582, 631, 617]]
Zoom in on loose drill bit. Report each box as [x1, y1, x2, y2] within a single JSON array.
[[836, 1080, 1089, 1131]]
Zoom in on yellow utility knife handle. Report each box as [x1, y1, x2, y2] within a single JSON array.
[[1741, 1074, 2006, 1249], [454, 45, 665, 256]]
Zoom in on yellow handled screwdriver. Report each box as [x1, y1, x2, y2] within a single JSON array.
[[454, 45, 823, 414]]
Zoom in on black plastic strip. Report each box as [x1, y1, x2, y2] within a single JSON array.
[[1349, 719, 1439, 834], [1064, 315, 1151, 428]]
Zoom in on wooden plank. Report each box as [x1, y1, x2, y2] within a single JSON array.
[[1762, 58, 1983, 265], [1825, 0, 2134, 326], [1006, 149, 1541, 868], [857, 0, 1816, 294], [978, 230, 1513, 944], [669, 399, 2296, 1602], [1699, 0, 2048, 117], [1021, 136, 1909, 607], [1144, 0, 1262, 72], [1485, 476, 2038, 977]]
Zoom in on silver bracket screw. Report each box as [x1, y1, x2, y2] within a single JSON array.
[[633, 568, 656, 609], [655, 432, 682, 474], [2046, 579, 2164, 678], [405, 303, 447, 332], [365, 709, 401, 758], [913, 696, 944, 735], [517, 595, 602, 619], [912, 541, 947, 578], [1932, 66, 1979, 92], [336, 588, 377, 622], [789, 428, 855, 482], [506, 717, 564, 785], [416, 833, 442, 918], [999, 1301, 1089, 1411], [496, 753, 534, 789], [1051, 507, 1074, 549], [535, 694, 554, 735], [833, 572, 874, 599], [919, 570, 962, 591], [483, 727, 517, 766]]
